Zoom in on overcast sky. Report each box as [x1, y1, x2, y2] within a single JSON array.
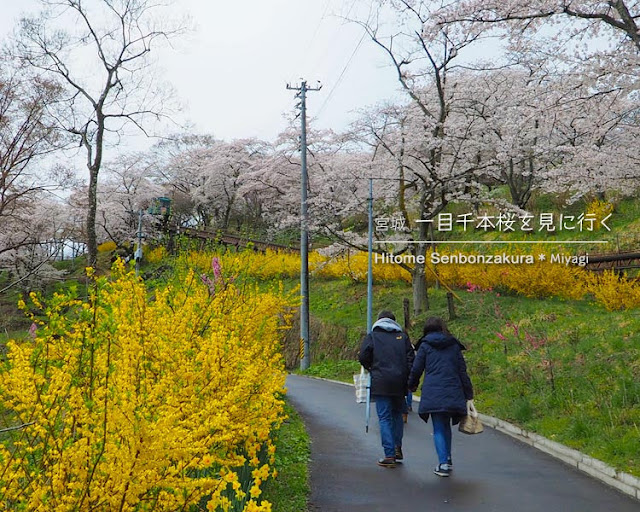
[[1, 0, 403, 145]]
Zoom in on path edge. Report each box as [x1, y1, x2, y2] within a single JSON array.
[[294, 374, 640, 501], [479, 412, 640, 501]]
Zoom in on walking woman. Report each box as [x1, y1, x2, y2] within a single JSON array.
[[408, 317, 474, 477]]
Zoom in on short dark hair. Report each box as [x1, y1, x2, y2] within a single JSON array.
[[377, 310, 396, 321], [423, 316, 448, 336]]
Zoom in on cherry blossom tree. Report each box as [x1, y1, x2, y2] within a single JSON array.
[[238, 124, 377, 246], [152, 134, 213, 227], [189, 139, 269, 231], [345, 0, 501, 312], [0, 56, 65, 284], [1, 199, 69, 292], [97, 152, 165, 246], [158, 136, 269, 231], [449, 66, 572, 209], [540, 84, 640, 200], [433, 0, 640, 54], [237, 126, 303, 236], [432, 1, 640, 137]]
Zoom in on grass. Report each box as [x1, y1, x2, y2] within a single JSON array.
[[261, 400, 310, 512], [301, 359, 361, 382]]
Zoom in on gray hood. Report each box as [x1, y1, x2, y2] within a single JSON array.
[[372, 318, 403, 332]]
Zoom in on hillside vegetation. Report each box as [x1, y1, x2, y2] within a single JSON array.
[[0, 195, 638, 501]]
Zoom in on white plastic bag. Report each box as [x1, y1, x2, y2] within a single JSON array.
[[353, 367, 370, 403]]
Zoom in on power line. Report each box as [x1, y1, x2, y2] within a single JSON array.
[[316, 30, 367, 118], [305, 0, 332, 55], [293, 0, 333, 80]]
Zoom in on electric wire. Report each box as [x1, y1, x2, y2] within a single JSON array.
[[315, 29, 367, 118], [290, 0, 332, 81]]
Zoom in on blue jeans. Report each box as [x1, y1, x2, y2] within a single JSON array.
[[374, 395, 404, 458], [431, 412, 452, 464]]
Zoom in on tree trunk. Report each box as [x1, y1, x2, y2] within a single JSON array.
[[411, 218, 429, 315], [86, 166, 99, 267], [412, 260, 428, 316]]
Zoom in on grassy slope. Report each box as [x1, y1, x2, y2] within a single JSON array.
[[302, 280, 640, 477]]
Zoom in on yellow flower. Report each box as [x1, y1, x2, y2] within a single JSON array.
[[0, 254, 294, 510]]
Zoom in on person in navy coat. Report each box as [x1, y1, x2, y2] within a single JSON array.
[[408, 317, 474, 477]]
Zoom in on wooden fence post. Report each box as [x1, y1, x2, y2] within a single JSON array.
[[447, 292, 456, 320], [403, 298, 410, 331]]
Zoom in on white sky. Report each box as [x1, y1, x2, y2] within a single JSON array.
[[0, 0, 403, 146]]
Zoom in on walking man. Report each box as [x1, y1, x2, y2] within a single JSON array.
[[359, 310, 415, 467]]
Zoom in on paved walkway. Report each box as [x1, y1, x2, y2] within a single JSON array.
[[286, 374, 640, 512]]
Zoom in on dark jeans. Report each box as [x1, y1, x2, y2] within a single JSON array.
[[374, 395, 405, 458]]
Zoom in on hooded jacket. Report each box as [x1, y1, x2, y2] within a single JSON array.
[[408, 331, 474, 419], [358, 318, 415, 397]]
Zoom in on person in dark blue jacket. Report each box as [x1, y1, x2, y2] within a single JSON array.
[[359, 310, 415, 468], [408, 316, 474, 477]]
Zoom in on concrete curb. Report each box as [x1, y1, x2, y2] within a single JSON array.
[[479, 412, 640, 501], [294, 375, 640, 501], [300, 375, 354, 387]]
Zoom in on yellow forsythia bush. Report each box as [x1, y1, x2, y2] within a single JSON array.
[[432, 251, 587, 300], [315, 251, 408, 282], [181, 249, 408, 283], [97, 240, 117, 253], [150, 247, 640, 310], [583, 270, 640, 311], [182, 250, 303, 280], [1, 260, 294, 511], [585, 199, 614, 224], [145, 245, 166, 263]]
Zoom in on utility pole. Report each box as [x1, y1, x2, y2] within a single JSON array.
[[367, 178, 373, 333], [287, 79, 321, 371], [135, 209, 143, 276]]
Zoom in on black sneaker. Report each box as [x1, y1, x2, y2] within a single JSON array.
[[434, 463, 451, 477], [394, 446, 403, 461], [445, 457, 453, 471], [377, 457, 397, 468]]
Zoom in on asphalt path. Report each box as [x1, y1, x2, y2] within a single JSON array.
[[286, 374, 639, 512]]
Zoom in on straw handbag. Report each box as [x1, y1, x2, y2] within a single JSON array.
[[458, 400, 484, 434]]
